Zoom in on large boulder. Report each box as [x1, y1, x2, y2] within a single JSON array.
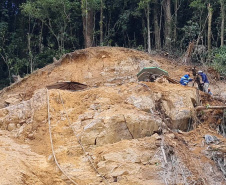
[[80, 108, 162, 146], [0, 89, 47, 130], [125, 83, 197, 131], [159, 88, 197, 130]]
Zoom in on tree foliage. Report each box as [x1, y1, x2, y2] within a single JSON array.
[[211, 46, 226, 76]]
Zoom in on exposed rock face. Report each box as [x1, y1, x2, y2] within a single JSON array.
[[93, 137, 163, 184], [0, 89, 47, 131], [5, 97, 21, 106], [80, 109, 161, 146], [157, 87, 197, 130], [0, 47, 225, 184], [43, 82, 196, 150], [125, 83, 197, 131], [0, 82, 197, 139]]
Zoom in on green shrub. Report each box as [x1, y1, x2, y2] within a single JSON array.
[[210, 46, 226, 76]]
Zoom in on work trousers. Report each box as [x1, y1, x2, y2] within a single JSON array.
[[203, 83, 209, 93]]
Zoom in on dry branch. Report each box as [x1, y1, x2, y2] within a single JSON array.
[[196, 106, 226, 111]]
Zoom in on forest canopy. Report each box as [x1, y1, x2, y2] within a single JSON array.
[[0, 0, 226, 89]]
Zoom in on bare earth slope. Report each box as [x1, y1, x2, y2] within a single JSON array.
[[0, 47, 158, 106], [0, 47, 226, 185]]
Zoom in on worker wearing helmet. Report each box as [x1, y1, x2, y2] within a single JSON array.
[[180, 73, 193, 86], [208, 88, 212, 95], [198, 71, 209, 93]]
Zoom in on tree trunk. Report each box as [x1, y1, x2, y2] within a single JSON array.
[[60, 19, 67, 53], [174, 0, 178, 45], [147, 2, 151, 53], [154, 0, 161, 50], [28, 15, 34, 73], [45, 20, 60, 52], [7, 61, 11, 84], [0, 53, 11, 84], [27, 33, 34, 73], [220, 0, 225, 47], [39, 21, 44, 53], [100, 0, 104, 46], [163, 0, 172, 49], [82, 0, 94, 48], [142, 18, 147, 50], [207, 4, 212, 52], [182, 40, 195, 64]]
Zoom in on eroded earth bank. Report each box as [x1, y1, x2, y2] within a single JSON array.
[[0, 47, 226, 185]]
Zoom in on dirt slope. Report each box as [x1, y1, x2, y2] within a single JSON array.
[[0, 47, 226, 185], [1, 47, 225, 106], [0, 47, 156, 106]]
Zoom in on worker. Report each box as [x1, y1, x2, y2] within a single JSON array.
[[191, 67, 204, 91], [198, 71, 209, 93], [180, 73, 193, 86], [208, 88, 212, 95]]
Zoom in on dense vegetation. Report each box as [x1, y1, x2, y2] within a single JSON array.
[[0, 0, 226, 89]]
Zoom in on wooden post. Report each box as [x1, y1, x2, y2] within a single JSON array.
[[196, 106, 226, 111], [196, 88, 201, 106]]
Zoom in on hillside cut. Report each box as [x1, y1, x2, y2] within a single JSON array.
[[0, 47, 225, 185]]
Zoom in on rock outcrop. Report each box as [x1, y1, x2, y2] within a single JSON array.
[[0, 89, 47, 131], [0, 47, 225, 184]]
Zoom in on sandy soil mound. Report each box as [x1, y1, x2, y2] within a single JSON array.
[[0, 47, 226, 185], [1, 47, 225, 106], [0, 47, 157, 107]]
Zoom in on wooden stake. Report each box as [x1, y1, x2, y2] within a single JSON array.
[[196, 106, 226, 111]]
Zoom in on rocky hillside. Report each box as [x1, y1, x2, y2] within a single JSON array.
[[0, 47, 226, 185]]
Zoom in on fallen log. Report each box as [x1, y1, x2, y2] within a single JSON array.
[[162, 75, 179, 84], [212, 96, 226, 103], [196, 105, 226, 111]]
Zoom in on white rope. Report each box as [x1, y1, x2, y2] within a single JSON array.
[[46, 88, 78, 185], [56, 90, 110, 185], [137, 82, 170, 185]]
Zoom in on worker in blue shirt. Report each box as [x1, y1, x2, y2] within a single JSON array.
[[180, 73, 193, 86], [198, 70, 209, 93], [208, 88, 212, 95]]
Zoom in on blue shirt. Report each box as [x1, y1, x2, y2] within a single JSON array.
[[180, 74, 192, 86], [200, 73, 209, 83]]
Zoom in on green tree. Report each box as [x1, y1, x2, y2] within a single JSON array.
[[21, 0, 79, 54], [220, 0, 225, 46], [139, 0, 152, 53], [163, 0, 172, 50], [0, 0, 27, 84], [211, 46, 226, 75]]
